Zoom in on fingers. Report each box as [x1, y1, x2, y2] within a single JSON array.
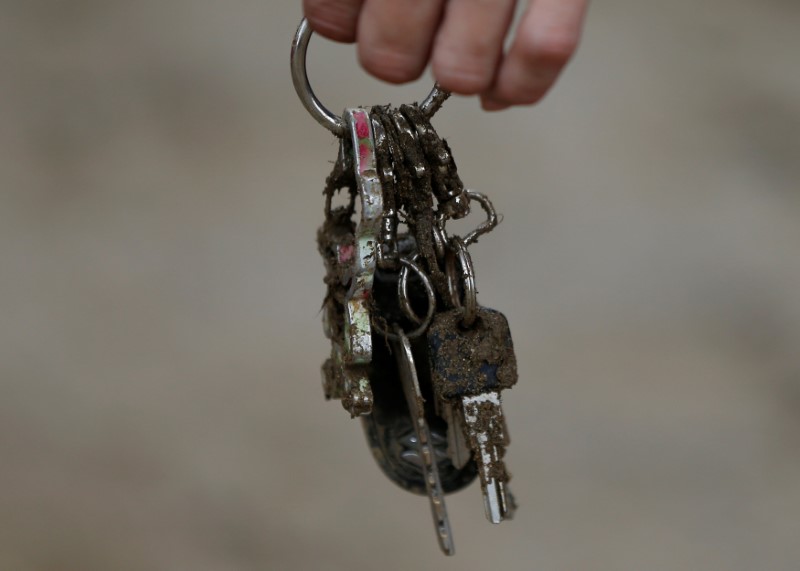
[[304, 0, 365, 43], [431, 0, 518, 95], [482, 0, 588, 109], [357, 0, 446, 84], [303, 0, 589, 111]]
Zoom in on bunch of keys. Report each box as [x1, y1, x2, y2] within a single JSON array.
[[292, 19, 519, 556]]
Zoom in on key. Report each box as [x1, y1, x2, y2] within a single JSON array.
[[426, 306, 518, 523], [461, 391, 516, 523], [393, 326, 455, 555], [363, 252, 478, 496], [441, 401, 472, 470], [358, 326, 478, 497]]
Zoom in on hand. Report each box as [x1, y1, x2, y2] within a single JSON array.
[[303, 0, 589, 111]]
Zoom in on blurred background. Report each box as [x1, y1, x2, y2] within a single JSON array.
[[1, 0, 799, 569]]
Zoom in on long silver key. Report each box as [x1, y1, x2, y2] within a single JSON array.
[[393, 326, 455, 555], [427, 305, 519, 523]]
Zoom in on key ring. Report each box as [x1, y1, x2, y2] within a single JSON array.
[[398, 253, 434, 326], [291, 18, 451, 137], [445, 236, 478, 328], [372, 256, 436, 340]]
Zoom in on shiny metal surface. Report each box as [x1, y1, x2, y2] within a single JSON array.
[[461, 392, 514, 524], [393, 327, 455, 555], [398, 254, 435, 327], [291, 18, 448, 136], [445, 237, 478, 328], [372, 256, 436, 340], [290, 18, 345, 136], [341, 108, 383, 364]]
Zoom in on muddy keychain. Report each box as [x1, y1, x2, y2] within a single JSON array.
[[292, 17, 518, 555]]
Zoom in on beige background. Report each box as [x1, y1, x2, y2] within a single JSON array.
[[2, 1, 799, 569]]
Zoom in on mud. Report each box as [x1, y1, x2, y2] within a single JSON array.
[[370, 104, 453, 305], [469, 400, 510, 482], [316, 101, 516, 499], [400, 104, 465, 207], [318, 102, 516, 405], [427, 308, 518, 401]]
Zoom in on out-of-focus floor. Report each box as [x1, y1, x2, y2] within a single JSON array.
[[1, 1, 799, 569]]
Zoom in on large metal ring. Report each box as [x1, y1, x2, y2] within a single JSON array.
[[291, 18, 450, 136], [445, 237, 478, 328], [373, 257, 436, 340]]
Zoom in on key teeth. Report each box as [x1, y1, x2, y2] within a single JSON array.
[[460, 391, 515, 524], [483, 479, 506, 524], [482, 480, 518, 524]]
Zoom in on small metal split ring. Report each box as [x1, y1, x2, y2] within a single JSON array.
[[445, 237, 478, 328], [398, 254, 434, 325], [373, 257, 436, 340]]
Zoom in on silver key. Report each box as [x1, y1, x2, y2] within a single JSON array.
[[461, 391, 516, 523], [393, 326, 455, 555]]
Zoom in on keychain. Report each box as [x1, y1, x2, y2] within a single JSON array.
[[292, 18, 519, 555]]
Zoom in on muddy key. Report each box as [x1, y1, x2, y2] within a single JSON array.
[[427, 304, 519, 523]]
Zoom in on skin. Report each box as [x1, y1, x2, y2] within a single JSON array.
[[303, 0, 589, 111]]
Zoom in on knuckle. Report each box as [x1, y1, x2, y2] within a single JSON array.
[[304, 0, 358, 42]]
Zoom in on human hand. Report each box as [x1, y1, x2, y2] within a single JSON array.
[[303, 0, 588, 111]]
